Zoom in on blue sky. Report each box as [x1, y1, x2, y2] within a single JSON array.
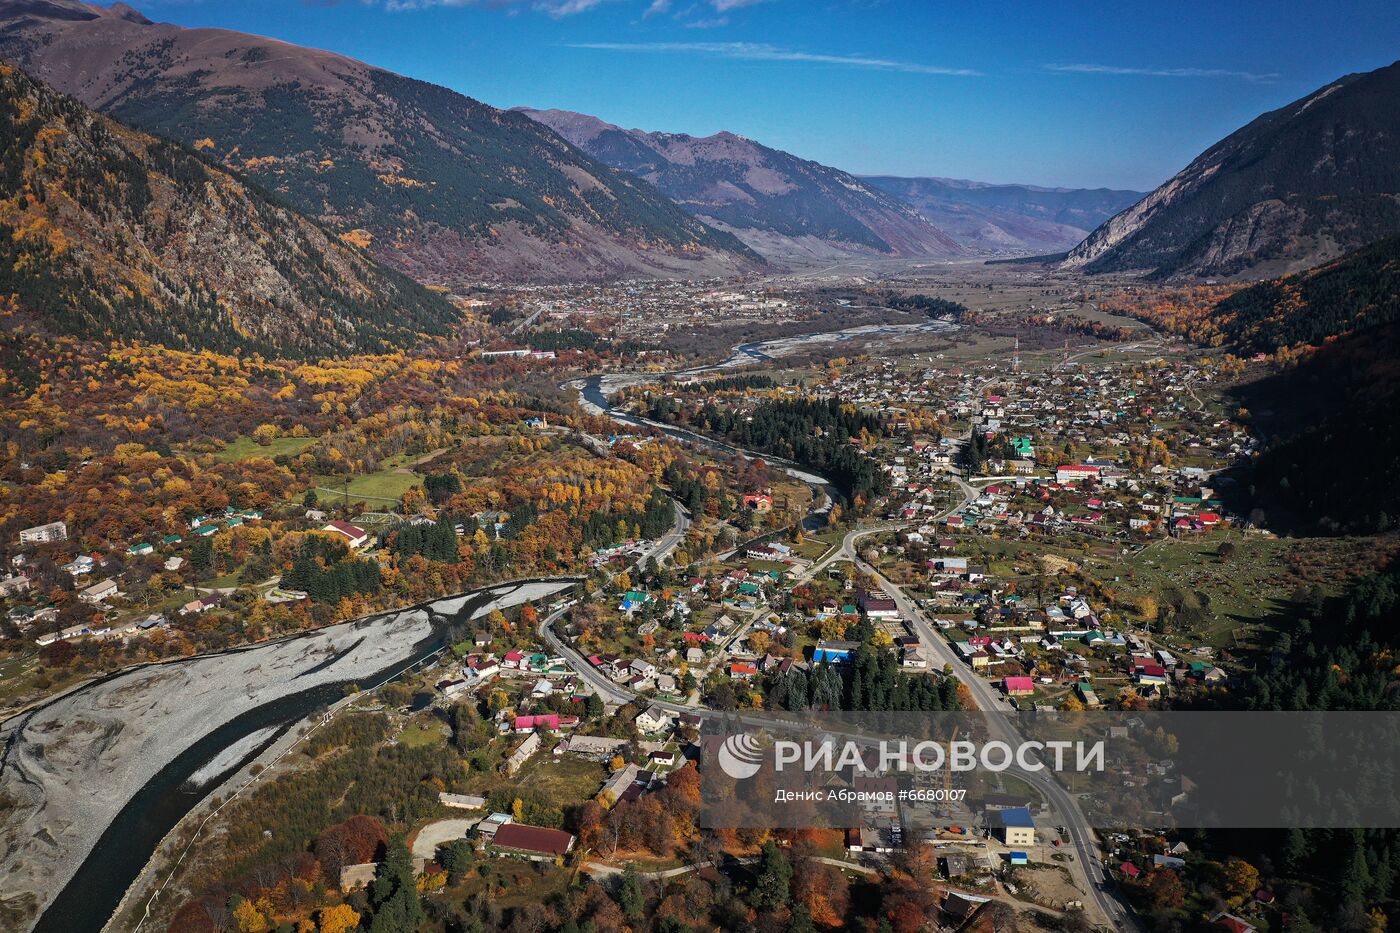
[[135, 0, 1400, 190]]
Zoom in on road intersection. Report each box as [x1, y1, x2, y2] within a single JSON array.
[[557, 371, 1139, 929]]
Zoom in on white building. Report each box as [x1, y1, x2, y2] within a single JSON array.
[[79, 578, 118, 604], [19, 521, 68, 545], [323, 521, 370, 548]]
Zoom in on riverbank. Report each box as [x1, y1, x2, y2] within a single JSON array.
[[577, 315, 960, 404], [0, 579, 576, 933]]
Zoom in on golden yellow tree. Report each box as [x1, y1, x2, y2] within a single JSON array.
[[232, 899, 272, 933], [317, 903, 361, 933]]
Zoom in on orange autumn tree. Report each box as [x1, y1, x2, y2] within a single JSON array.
[[793, 858, 851, 927]]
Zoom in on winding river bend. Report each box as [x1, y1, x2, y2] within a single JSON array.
[[575, 314, 959, 531], [7, 316, 956, 933], [579, 375, 839, 533], [3, 579, 578, 933]]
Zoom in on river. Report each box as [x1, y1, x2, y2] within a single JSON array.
[[18, 317, 955, 932], [5, 580, 578, 933], [574, 314, 959, 531]]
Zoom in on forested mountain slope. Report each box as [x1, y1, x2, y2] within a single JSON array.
[[0, 0, 761, 283], [0, 62, 458, 356], [1213, 233, 1400, 353]]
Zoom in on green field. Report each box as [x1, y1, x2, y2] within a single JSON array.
[[213, 435, 318, 462], [314, 469, 423, 503], [398, 722, 446, 748], [741, 558, 789, 574], [451, 860, 572, 908], [461, 746, 608, 801], [1095, 532, 1377, 647], [519, 753, 609, 799]]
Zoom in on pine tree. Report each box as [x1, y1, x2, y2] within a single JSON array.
[[751, 840, 792, 912], [367, 834, 424, 933], [617, 864, 645, 921]]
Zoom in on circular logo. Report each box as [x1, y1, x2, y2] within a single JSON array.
[[717, 732, 765, 780]]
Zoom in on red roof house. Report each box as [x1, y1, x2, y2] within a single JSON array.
[[1002, 676, 1035, 697], [491, 823, 575, 858], [323, 520, 369, 548]]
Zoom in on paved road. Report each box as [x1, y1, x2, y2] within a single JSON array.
[[411, 818, 477, 860], [647, 500, 691, 568], [562, 371, 1138, 930], [509, 306, 544, 334], [834, 532, 1137, 931]]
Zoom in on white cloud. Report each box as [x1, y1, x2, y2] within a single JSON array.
[[643, 0, 672, 15], [1046, 62, 1279, 82], [710, 0, 772, 10], [380, 0, 613, 15], [536, 0, 609, 15], [568, 41, 981, 75], [382, 0, 511, 10]]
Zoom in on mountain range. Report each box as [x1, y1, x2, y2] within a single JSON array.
[[0, 59, 457, 356], [1065, 59, 1400, 279], [520, 107, 1143, 260], [518, 108, 967, 262], [0, 0, 762, 285], [2, 0, 1396, 304], [860, 175, 1143, 254]]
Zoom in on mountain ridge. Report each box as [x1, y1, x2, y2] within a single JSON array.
[[0, 60, 459, 357], [518, 107, 968, 263], [0, 0, 763, 285], [860, 174, 1144, 254], [1063, 59, 1400, 279]]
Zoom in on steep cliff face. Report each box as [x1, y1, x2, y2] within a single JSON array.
[[1063, 60, 1400, 279], [0, 0, 762, 284], [0, 61, 458, 355]]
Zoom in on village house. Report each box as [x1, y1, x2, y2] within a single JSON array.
[[181, 593, 222, 616], [79, 578, 119, 604], [489, 823, 575, 861], [339, 863, 380, 892], [322, 520, 370, 549], [439, 792, 487, 810], [1055, 464, 1101, 485], [505, 732, 541, 776], [741, 493, 773, 512], [507, 713, 578, 734], [729, 661, 758, 680], [1002, 675, 1035, 697], [635, 704, 675, 733], [993, 806, 1036, 847], [858, 590, 901, 621]]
